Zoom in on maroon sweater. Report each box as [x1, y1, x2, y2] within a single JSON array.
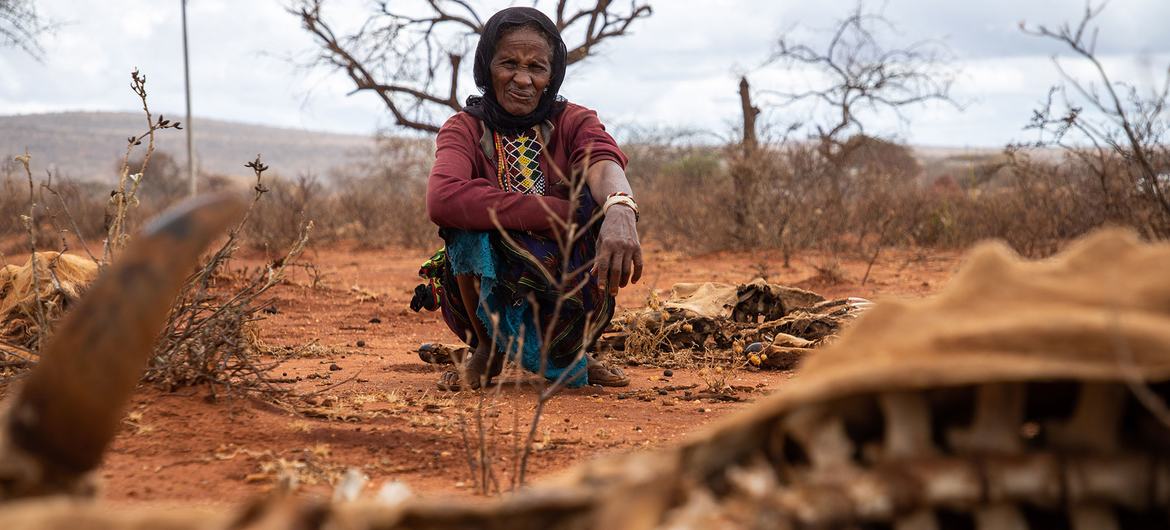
[[426, 102, 628, 233]]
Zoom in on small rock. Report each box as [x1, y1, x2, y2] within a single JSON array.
[[356, 340, 366, 348], [663, 369, 674, 377], [369, 317, 383, 324], [281, 372, 288, 377], [657, 389, 668, 396], [329, 363, 342, 371]]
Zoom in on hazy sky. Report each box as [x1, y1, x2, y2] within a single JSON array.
[[2, 0, 1168, 147]]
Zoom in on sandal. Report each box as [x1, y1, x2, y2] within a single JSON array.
[[418, 343, 465, 365], [587, 361, 630, 387], [436, 369, 462, 391]]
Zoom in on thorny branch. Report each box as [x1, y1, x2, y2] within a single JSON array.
[[147, 155, 314, 400], [13, 151, 48, 350], [453, 148, 607, 493], [1021, 1, 1170, 237], [103, 69, 183, 263]]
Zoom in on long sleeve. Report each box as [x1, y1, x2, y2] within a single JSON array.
[[426, 114, 571, 232], [564, 105, 629, 172]]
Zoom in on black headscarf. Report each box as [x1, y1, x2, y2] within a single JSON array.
[[463, 7, 567, 135]]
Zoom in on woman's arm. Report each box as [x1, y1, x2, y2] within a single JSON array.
[[586, 159, 643, 295]]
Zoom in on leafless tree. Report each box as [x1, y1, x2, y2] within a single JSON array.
[[290, 0, 652, 133], [1, 0, 53, 60], [763, 2, 957, 211], [1022, 2, 1170, 238]]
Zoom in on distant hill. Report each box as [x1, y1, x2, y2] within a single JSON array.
[[0, 111, 384, 183]]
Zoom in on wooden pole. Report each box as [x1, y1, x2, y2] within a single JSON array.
[[182, 0, 196, 196]]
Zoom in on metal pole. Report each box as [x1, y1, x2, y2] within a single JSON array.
[[182, 0, 196, 196]]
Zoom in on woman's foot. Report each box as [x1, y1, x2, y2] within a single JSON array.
[[460, 343, 493, 390], [587, 356, 630, 387]]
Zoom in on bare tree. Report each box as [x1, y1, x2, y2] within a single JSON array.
[[290, 0, 652, 133], [1, 0, 52, 60], [763, 2, 957, 211], [1022, 2, 1170, 238]]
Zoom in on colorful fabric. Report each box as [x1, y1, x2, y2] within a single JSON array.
[[500, 130, 546, 195], [410, 248, 447, 312], [418, 188, 613, 388]]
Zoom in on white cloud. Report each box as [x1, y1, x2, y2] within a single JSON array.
[[2, 0, 1168, 147]]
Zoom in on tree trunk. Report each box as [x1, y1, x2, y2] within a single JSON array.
[[733, 76, 761, 241], [739, 76, 759, 156]]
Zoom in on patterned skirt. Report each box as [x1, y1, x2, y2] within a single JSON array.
[[415, 190, 613, 387]]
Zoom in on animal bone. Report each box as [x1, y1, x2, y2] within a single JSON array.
[[947, 383, 1025, 454], [0, 194, 244, 501]]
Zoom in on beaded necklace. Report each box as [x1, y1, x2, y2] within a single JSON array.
[[493, 127, 545, 194], [494, 130, 506, 190]]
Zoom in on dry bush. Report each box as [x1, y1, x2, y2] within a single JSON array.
[[627, 125, 1157, 262], [332, 174, 431, 249], [331, 136, 434, 249], [237, 136, 435, 251], [0, 163, 23, 238], [147, 157, 312, 398], [622, 130, 735, 252], [122, 150, 189, 214], [244, 171, 330, 252]]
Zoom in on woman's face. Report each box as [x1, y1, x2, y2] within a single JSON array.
[[490, 27, 553, 116]]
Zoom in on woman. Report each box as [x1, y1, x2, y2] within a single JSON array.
[[422, 7, 642, 390]]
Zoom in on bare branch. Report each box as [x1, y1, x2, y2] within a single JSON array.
[[0, 0, 55, 60], [291, 0, 651, 133], [1022, 1, 1170, 236], [762, 1, 958, 211]]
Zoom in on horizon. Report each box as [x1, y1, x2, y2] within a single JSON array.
[[2, 1, 1168, 149]]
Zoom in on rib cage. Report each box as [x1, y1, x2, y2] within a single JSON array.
[[696, 380, 1170, 529], [1, 207, 1169, 530]]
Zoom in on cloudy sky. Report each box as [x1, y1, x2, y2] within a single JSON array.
[[2, 0, 1168, 147]]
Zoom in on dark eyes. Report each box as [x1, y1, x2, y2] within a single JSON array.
[[495, 60, 549, 73]]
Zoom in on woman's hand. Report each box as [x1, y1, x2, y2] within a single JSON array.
[[594, 205, 643, 296]]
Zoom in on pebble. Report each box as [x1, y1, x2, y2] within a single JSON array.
[[657, 389, 668, 396], [663, 369, 674, 377], [329, 363, 342, 371], [356, 340, 366, 348]]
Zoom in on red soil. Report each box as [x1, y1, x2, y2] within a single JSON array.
[[79, 241, 961, 506]]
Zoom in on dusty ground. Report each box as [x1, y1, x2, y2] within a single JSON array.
[[44, 241, 960, 506]]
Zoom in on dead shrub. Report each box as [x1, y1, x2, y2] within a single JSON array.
[[244, 171, 329, 252]]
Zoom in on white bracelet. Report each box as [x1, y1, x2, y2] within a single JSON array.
[[603, 195, 639, 220]]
